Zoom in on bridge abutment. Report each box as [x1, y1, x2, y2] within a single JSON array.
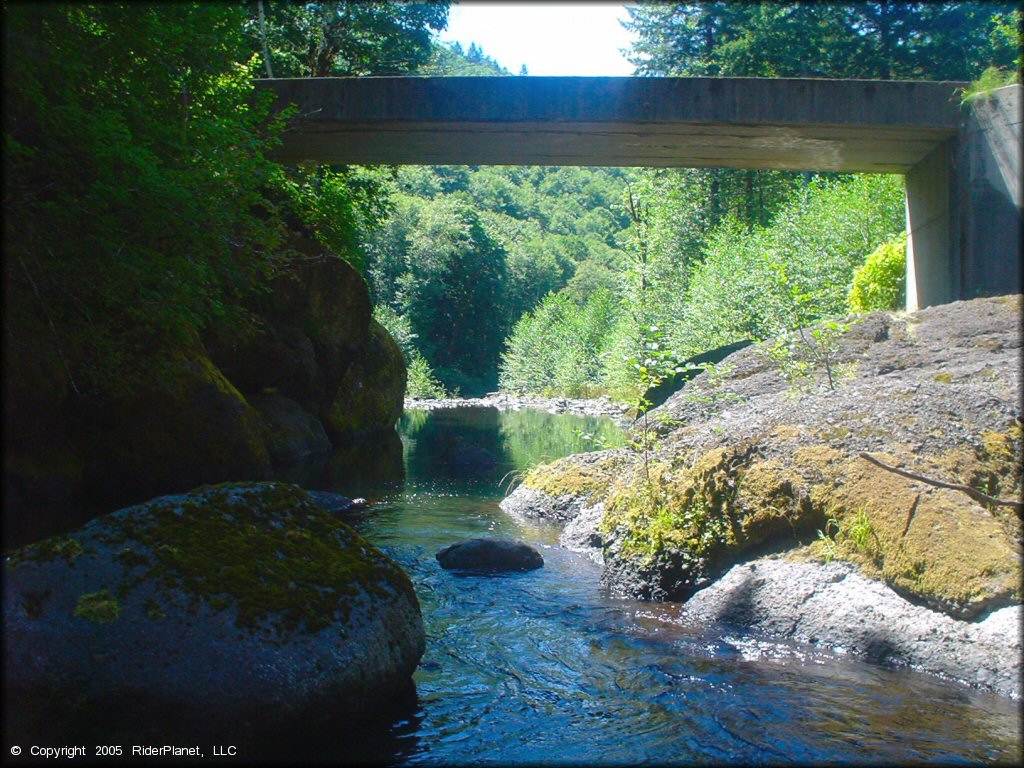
[[907, 84, 1022, 311]]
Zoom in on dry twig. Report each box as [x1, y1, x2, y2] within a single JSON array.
[[858, 452, 1022, 518]]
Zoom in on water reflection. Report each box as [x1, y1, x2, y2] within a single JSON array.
[[283, 408, 1021, 765]]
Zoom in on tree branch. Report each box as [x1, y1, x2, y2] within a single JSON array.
[[858, 452, 1022, 518]]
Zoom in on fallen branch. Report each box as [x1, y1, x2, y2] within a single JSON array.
[[859, 452, 1022, 518]]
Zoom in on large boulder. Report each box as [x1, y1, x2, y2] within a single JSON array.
[[266, 240, 372, 375], [683, 557, 1022, 699], [3, 482, 424, 742], [323, 320, 406, 442], [252, 393, 331, 466], [4, 230, 408, 544], [67, 344, 273, 511], [206, 322, 322, 408], [436, 538, 544, 572], [510, 296, 1023, 617]]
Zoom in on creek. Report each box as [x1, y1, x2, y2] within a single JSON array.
[[273, 406, 1021, 764]]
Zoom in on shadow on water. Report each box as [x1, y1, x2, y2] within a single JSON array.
[[266, 407, 1021, 766]]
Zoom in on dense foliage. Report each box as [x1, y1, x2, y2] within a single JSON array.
[[624, 1, 1021, 80], [244, 0, 448, 77], [499, 174, 906, 396], [4, 3, 286, 395], [365, 164, 631, 394], [3, 1, 455, 402], [848, 233, 908, 313]]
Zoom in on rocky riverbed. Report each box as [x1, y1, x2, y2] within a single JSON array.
[[501, 295, 1023, 699], [405, 393, 632, 424]]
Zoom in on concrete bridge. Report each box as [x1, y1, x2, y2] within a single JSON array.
[[256, 77, 1022, 310]]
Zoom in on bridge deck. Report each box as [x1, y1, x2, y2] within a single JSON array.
[[257, 76, 965, 172]]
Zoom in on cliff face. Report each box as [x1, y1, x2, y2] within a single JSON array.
[[3, 233, 406, 546]]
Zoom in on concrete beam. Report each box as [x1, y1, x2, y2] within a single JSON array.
[[257, 77, 964, 172], [257, 77, 1023, 313]]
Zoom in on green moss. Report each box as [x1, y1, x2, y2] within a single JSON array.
[[110, 482, 415, 638], [73, 590, 121, 623], [7, 536, 84, 568], [325, 321, 406, 440], [933, 372, 954, 384], [142, 597, 167, 620], [522, 452, 632, 500], [600, 460, 734, 563]]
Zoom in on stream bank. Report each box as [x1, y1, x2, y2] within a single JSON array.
[[502, 295, 1023, 699], [405, 392, 632, 424], [5, 406, 1020, 761]]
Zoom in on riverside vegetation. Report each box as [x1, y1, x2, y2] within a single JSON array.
[[4, 0, 1023, 751], [502, 295, 1023, 696]]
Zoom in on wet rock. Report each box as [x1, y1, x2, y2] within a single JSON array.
[[436, 538, 544, 572], [684, 557, 1022, 699], [500, 486, 587, 524], [3, 482, 424, 742], [323, 320, 406, 442], [307, 490, 367, 515], [559, 502, 606, 564]]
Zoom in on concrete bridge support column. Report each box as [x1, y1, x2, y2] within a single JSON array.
[[906, 84, 1022, 311], [906, 141, 957, 310]]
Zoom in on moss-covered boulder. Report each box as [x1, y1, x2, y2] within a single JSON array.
[[502, 449, 637, 524], [252, 393, 331, 465], [66, 344, 272, 510], [206, 321, 322, 407], [323, 320, 406, 442], [510, 296, 1023, 619], [266, 238, 372, 371], [4, 229, 408, 544], [3, 482, 424, 742]]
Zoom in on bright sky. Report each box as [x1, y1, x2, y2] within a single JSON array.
[[439, 2, 638, 76]]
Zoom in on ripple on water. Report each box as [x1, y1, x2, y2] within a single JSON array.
[[292, 407, 1022, 765]]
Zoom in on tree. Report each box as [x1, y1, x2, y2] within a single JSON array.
[[368, 195, 508, 394], [4, 2, 288, 395], [245, 1, 449, 78], [624, 2, 1019, 81]]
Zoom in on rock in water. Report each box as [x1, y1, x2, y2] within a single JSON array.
[[3, 482, 424, 742], [436, 538, 544, 572]]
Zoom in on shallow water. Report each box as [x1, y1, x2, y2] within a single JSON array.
[[278, 407, 1023, 765]]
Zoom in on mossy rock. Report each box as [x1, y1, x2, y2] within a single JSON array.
[[3, 482, 424, 742], [522, 449, 637, 501], [252, 393, 330, 467], [323, 320, 406, 442], [66, 343, 272, 509], [206, 321, 322, 406], [265, 236, 372, 360], [818, 440, 1022, 618], [594, 427, 1022, 615], [2, 336, 84, 533]]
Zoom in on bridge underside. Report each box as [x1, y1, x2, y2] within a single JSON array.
[[259, 76, 960, 173], [258, 77, 1022, 309]]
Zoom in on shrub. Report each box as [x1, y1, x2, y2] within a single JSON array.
[[407, 353, 447, 399], [499, 288, 619, 397], [848, 232, 907, 313]]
